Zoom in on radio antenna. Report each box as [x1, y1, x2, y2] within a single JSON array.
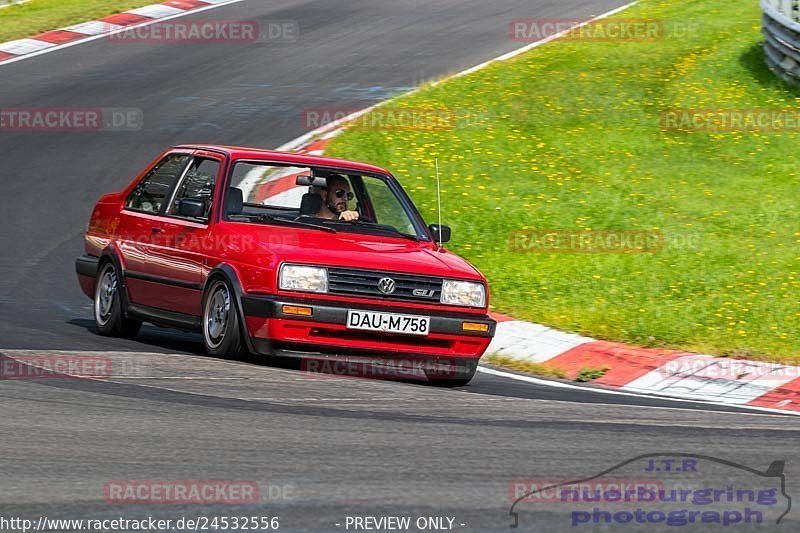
[[435, 157, 443, 247]]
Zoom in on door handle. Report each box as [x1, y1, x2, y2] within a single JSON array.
[[150, 227, 163, 234]]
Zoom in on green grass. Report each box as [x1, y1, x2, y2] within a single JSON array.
[[0, 0, 160, 42], [483, 354, 567, 379], [327, 0, 800, 364], [574, 367, 610, 383]]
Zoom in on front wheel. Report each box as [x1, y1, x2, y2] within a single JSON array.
[[202, 278, 249, 360], [94, 262, 141, 338]]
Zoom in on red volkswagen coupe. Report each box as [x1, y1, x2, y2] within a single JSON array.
[[76, 145, 495, 385]]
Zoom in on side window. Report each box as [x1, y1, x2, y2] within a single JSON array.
[[362, 177, 416, 235], [168, 158, 220, 219], [126, 154, 191, 214]]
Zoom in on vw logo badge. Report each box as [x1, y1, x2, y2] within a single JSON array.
[[377, 277, 396, 295]]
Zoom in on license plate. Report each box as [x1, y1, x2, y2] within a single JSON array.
[[346, 310, 430, 336]]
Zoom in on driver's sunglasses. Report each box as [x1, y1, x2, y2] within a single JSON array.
[[333, 188, 354, 201]]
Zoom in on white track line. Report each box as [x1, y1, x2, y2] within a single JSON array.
[[0, 0, 248, 67], [0, 0, 30, 9], [278, 1, 640, 151], [477, 367, 799, 416]]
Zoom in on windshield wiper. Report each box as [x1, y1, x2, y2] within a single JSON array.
[[248, 213, 337, 233], [395, 231, 421, 241]]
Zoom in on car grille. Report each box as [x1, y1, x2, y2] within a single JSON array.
[[327, 267, 442, 303]]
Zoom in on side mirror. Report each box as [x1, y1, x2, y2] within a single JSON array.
[[429, 224, 451, 243], [177, 198, 206, 218]]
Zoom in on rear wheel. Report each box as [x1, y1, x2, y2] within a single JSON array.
[[94, 262, 141, 338], [202, 278, 249, 359]]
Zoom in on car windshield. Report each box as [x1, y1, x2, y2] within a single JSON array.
[[225, 161, 428, 240]]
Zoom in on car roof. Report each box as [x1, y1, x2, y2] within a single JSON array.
[[174, 144, 392, 176]]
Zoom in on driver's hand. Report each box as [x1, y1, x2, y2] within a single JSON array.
[[339, 210, 359, 222]]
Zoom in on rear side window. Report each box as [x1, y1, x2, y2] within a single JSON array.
[[168, 158, 220, 219], [125, 154, 191, 214]]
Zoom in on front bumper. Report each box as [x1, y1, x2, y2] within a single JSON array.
[[241, 295, 495, 359]]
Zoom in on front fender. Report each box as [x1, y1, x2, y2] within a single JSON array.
[[204, 263, 259, 354]]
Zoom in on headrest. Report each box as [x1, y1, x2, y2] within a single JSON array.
[[226, 187, 244, 214], [299, 192, 322, 216]]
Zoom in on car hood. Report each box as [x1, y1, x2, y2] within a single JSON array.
[[241, 225, 484, 281]]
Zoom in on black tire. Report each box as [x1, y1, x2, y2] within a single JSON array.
[[94, 261, 141, 339], [424, 359, 477, 387], [202, 278, 249, 360]]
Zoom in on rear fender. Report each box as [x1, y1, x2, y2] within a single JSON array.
[[98, 245, 133, 318]]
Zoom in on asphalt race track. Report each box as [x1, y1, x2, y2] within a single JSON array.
[[1, 1, 799, 531]]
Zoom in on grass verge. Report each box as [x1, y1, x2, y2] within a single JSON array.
[[0, 0, 161, 42], [482, 354, 567, 379], [574, 367, 610, 382], [327, 0, 800, 364]]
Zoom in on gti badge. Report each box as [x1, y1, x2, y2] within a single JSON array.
[[377, 277, 396, 295], [413, 289, 435, 297]]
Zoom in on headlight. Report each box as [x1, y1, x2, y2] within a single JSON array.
[[440, 279, 486, 307], [279, 264, 328, 293]]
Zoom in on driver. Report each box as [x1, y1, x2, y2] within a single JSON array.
[[316, 174, 359, 221]]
